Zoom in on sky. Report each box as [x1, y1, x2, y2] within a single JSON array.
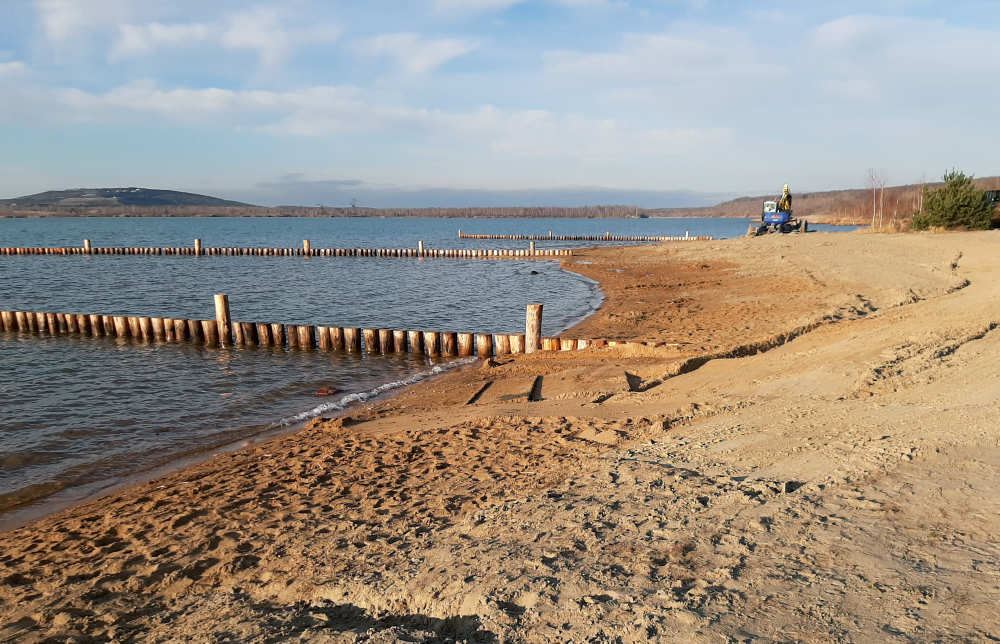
[[0, 0, 998, 208]]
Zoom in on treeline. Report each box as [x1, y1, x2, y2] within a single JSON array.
[[649, 176, 1000, 223]]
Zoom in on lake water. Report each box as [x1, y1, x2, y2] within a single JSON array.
[[0, 216, 853, 528]]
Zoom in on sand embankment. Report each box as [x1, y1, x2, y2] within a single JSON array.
[[2, 232, 999, 642]]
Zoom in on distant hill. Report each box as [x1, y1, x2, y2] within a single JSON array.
[[0, 188, 255, 208]]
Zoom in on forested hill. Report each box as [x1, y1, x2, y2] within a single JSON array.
[[0, 188, 254, 208]]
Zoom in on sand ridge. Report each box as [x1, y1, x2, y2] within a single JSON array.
[[2, 232, 999, 643]]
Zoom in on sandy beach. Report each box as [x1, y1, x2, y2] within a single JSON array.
[[3, 231, 999, 643]]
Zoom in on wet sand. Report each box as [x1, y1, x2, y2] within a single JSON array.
[[2, 232, 999, 643]]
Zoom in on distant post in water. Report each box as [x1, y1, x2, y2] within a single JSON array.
[[525, 303, 543, 353], [303, 240, 311, 254], [214, 294, 233, 346], [530, 241, 535, 255], [194, 239, 202, 256], [418, 240, 424, 255], [84, 239, 92, 254]]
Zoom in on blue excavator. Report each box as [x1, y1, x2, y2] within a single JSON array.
[[750, 184, 806, 235]]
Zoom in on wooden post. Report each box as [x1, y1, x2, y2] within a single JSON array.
[[344, 327, 362, 352], [152, 317, 166, 341], [101, 315, 114, 336], [138, 317, 153, 340], [286, 325, 299, 348], [114, 316, 130, 337], [258, 323, 273, 347], [317, 326, 331, 350], [560, 338, 575, 351], [62, 314, 77, 333], [298, 325, 315, 349], [510, 333, 525, 354], [233, 322, 245, 346], [379, 329, 394, 353], [89, 314, 104, 336], [303, 240, 311, 254], [75, 314, 88, 335], [418, 240, 424, 255], [13, 311, 28, 331], [393, 329, 407, 353], [408, 330, 423, 354], [32, 312, 45, 333], [494, 334, 511, 356], [0, 310, 13, 331], [458, 333, 474, 357], [186, 319, 201, 342], [530, 241, 535, 255], [542, 338, 561, 351], [47, 313, 59, 334], [330, 326, 345, 350], [441, 332, 458, 356], [525, 304, 543, 353], [271, 323, 286, 346], [194, 239, 202, 256], [423, 331, 440, 356], [242, 322, 259, 346], [202, 320, 219, 345], [214, 294, 233, 346], [475, 333, 493, 359], [84, 239, 92, 254], [363, 328, 380, 353]]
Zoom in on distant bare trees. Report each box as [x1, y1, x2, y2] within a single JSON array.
[[866, 168, 888, 228]]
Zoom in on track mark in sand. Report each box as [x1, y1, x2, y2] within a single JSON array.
[[465, 381, 493, 405], [529, 376, 544, 402]]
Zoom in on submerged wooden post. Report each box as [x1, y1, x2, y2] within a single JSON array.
[[194, 239, 202, 256], [423, 331, 440, 356], [378, 329, 393, 353], [214, 294, 233, 346], [202, 320, 219, 345], [317, 326, 331, 350], [188, 319, 203, 342], [408, 330, 423, 354], [258, 323, 273, 347], [393, 329, 407, 353], [363, 328, 379, 353], [330, 326, 345, 350], [113, 316, 130, 338], [84, 239, 92, 254], [0, 310, 13, 331], [271, 323, 286, 347], [475, 333, 493, 359], [525, 304, 543, 353], [441, 332, 458, 356], [152, 317, 166, 341], [458, 332, 474, 357], [344, 327, 362, 352], [298, 325, 315, 349]]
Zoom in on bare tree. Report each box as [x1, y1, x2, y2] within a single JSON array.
[[865, 167, 889, 227]]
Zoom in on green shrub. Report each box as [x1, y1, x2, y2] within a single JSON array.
[[912, 170, 994, 230]]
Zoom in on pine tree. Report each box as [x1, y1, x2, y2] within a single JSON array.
[[912, 170, 994, 230]]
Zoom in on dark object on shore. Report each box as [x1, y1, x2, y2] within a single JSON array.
[[315, 387, 342, 396]]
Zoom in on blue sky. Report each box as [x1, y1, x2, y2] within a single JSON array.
[[1, 0, 998, 207]]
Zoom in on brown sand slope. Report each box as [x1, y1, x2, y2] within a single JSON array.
[[2, 232, 998, 643]]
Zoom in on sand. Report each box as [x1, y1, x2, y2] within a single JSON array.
[[2, 231, 999, 643]]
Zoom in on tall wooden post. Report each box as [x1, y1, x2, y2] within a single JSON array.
[[418, 240, 424, 255], [84, 239, 92, 254], [303, 240, 311, 254], [214, 294, 233, 346], [530, 241, 535, 255], [194, 239, 202, 256], [525, 303, 543, 353]]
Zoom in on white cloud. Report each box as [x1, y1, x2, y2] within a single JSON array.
[[221, 8, 289, 66], [353, 33, 475, 75], [0, 62, 27, 76], [55, 80, 732, 160], [546, 30, 786, 82], [111, 23, 210, 59], [428, 0, 526, 12]]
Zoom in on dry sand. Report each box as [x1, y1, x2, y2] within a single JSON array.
[[2, 232, 999, 643]]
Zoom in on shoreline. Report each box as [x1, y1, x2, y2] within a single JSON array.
[[3, 232, 997, 642]]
